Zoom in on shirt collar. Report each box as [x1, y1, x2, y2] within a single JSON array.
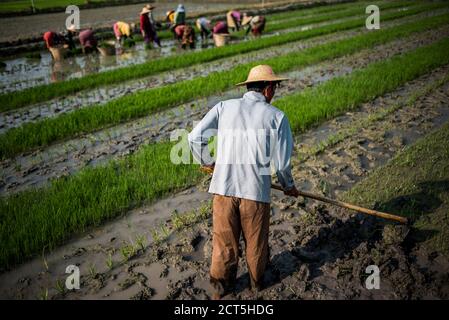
[[243, 91, 267, 103]]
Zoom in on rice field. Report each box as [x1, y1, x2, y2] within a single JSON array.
[[0, 0, 448, 300]]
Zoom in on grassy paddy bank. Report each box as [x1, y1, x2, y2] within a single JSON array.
[[1, 10, 448, 159], [0, 1, 435, 111], [345, 123, 449, 255], [1, 37, 449, 269]]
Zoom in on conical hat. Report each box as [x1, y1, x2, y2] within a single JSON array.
[[242, 15, 253, 26], [140, 7, 150, 15], [236, 65, 289, 86]]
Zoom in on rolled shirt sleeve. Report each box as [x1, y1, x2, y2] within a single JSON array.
[[188, 103, 221, 166], [272, 115, 295, 190]]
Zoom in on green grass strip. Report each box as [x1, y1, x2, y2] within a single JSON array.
[[274, 38, 449, 132], [0, 1, 428, 111], [1, 37, 449, 269], [344, 122, 449, 254], [1, 9, 448, 159]]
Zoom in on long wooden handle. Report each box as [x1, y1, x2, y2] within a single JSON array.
[[271, 183, 408, 224]]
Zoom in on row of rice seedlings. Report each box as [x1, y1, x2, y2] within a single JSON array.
[[232, 0, 413, 37], [0, 0, 428, 111], [1, 36, 449, 269], [1, 8, 447, 159]]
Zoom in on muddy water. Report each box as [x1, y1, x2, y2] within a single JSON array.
[[1, 65, 448, 300], [2, 25, 449, 196], [1, 7, 446, 132]]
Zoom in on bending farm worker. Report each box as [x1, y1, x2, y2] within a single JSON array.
[[174, 24, 195, 49], [174, 4, 186, 26], [196, 17, 211, 41], [140, 6, 161, 48], [226, 10, 241, 32], [113, 21, 133, 45], [212, 21, 230, 47], [243, 14, 266, 37], [43, 31, 67, 60], [78, 28, 98, 54], [188, 65, 300, 299]]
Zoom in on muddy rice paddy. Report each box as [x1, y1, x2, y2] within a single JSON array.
[[0, 0, 448, 301]]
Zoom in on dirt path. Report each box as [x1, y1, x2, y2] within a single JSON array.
[[1, 7, 443, 129], [0, 63, 448, 300], [2, 24, 449, 197]]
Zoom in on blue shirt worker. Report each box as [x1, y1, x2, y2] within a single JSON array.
[[188, 65, 300, 299]]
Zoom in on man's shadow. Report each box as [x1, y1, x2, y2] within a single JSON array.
[[232, 180, 447, 295]]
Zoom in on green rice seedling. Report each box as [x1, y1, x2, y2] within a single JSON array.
[[105, 252, 114, 270], [135, 234, 147, 251], [1, 8, 448, 159], [24, 51, 41, 60], [88, 263, 97, 278], [42, 247, 49, 272], [120, 243, 136, 262], [0, 1, 432, 111], [159, 223, 170, 239], [55, 279, 66, 296], [2, 36, 449, 269], [38, 288, 49, 300], [150, 228, 162, 245], [171, 210, 184, 230], [123, 38, 136, 48], [198, 201, 212, 221]]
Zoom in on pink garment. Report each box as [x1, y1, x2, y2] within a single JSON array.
[[231, 11, 241, 23], [174, 25, 186, 38], [213, 21, 228, 34], [113, 23, 120, 38], [79, 29, 97, 48]]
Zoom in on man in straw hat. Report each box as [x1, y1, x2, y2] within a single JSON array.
[[188, 65, 300, 299], [242, 14, 266, 37]]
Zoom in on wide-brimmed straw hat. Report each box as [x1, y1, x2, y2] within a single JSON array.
[[145, 4, 156, 10], [236, 65, 289, 86], [140, 7, 150, 15], [241, 15, 253, 26]]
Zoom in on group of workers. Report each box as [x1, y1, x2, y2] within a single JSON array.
[[196, 10, 266, 43], [43, 4, 266, 60]]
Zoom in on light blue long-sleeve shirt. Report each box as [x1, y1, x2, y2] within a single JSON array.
[[187, 91, 295, 203]]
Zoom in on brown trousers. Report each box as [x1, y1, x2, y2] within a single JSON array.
[[210, 194, 271, 295]]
